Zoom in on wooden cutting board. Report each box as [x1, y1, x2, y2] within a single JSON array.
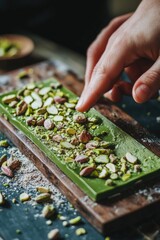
[[0, 60, 160, 235]]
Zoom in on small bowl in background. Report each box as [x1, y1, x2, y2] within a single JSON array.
[[0, 34, 34, 63]]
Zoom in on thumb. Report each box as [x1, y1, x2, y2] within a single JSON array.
[[133, 56, 160, 103]]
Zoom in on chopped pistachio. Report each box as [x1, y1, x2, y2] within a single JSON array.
[[66, 128, 76, 135], [31, 100, 42, 109], [95, 155, 109, 163], [0, 154, 7, 166], [54, 96, 66, 104], [105, 179, 114, 186], [12, 198, 17, 204], [16, 100, 27, 115], [99, 168, 109, 179], [31, 92, 41, 100], [44, 119, 55, 130], [35, 193, 51, 203], [1, 161, 13, 177], [9, 100, 18, 108], [36, 186, 50, 193], [36, 108, 47, 115], [134, 164, 141, 172], [27, 83, 36, 90], [53, 115, 64, 122], [48, 229, 60, 240], [75, 228, 86, 236], [47, 105, 58, 115], [19, 192, 30, 202], [61, 141, 75, 149], [86, 140, 99, 149], [110, 173, 118, 180], [24, 95, 33, 104], [0, 192, 5, 205], [52, 135, 63, 143], [0, 139, 9, 147], [39, 87, 51, 96], [69, 216, 81, 225], [106, 163, 116, 173], [62, 221, 69, 227], [125, 152, 137, 164], [73, 113, 87, 124], [44, 97, 53, 107], [64, 102, 75, 109], [74, 155, 89, 163], [26, 116, 36, 126], [79, 130, 92, 143], [16, 229, 22, 234], [46, 220, 52, 225], [80, 166, 95, 177], [122, 173, 131, 181], [2, 94, 17, 104], [42, 204, 55, 218]]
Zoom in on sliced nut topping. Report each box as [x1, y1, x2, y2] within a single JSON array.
[[79, 130, 92, 143], [16, 100, 28, 116], [47, 105, 58, 115], [52, 135, 63, 143], [39, 87, 51, 95], [54, 96, 67, 104], [24, 95, 33, 104], [85, 140, 99, 149], [74, 155, 89, 163], [80, 166, 96, 177], [125, 152, 137, 164], [47, 229, 60, 240], [26, 116, 37, 126], [73, 113, 87, 124], [44, 119, 55, 130], [44, 97, 53, 107], [35, 193, 51, 203], [95, 155, 109, 163], [106, 163, 116, 173], [2, 94, 17, 104], [19, 192, 30, 202], [1, 161, 14, 177]]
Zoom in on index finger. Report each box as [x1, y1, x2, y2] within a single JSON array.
[[76, 33, 136, 112]]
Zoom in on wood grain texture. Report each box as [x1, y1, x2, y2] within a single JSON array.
[[0, 60, 160, 234]]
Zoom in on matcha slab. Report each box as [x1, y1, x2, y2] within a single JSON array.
[[0, 78, 159, 201]]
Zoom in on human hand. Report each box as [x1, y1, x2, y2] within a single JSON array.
[[76, 0, 160, 112]]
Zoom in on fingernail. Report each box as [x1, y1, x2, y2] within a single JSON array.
[[76, 97, 84, 110], [134, 84, 151, 102]]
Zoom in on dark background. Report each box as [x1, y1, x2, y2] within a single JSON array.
[[0, 0, 141, 55]]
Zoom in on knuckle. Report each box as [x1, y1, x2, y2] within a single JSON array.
[[145, 70, 160, 84], [93, 64, 107, 77]]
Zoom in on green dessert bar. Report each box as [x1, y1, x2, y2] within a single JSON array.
[[0, 78, 159, 201]]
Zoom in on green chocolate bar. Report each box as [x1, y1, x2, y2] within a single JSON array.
[[0, 78, 159, 201]]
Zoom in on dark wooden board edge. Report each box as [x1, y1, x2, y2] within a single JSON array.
[[1, 117, 160, 235]]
